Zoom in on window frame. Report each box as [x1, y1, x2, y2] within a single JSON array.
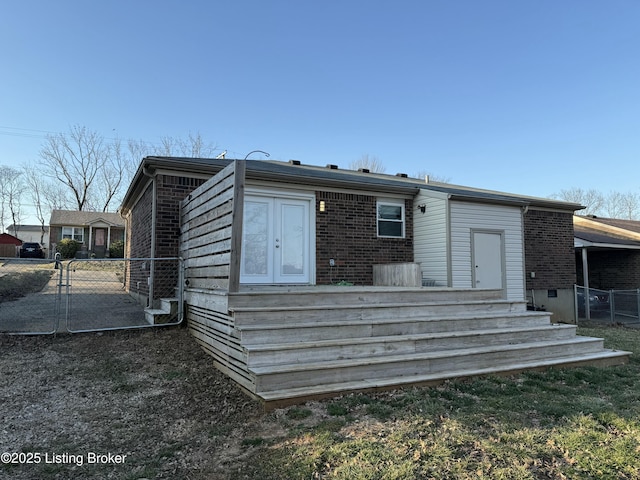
[[61, 226, 85, 243], [376, 200, 405, 238]]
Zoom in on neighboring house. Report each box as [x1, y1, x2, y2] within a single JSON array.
[[574, 215, 640, 290], [119, 157, 624, 404], [49, 210, 126, 258], [0, 232, 22, 257], [7, 224, 50, 247]]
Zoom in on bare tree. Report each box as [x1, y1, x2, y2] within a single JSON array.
[[22, 168, 48, 243], [39, 125, 110, 211], [0, 166, 25, 234], [42, 182, 72, 212], [88, 138, 131, 212], [551, 188, 605, 216], [551, 187, 640, 219], [156, 132, 218, 158], [36, 126, 218, 215], [349, 154, 386, 173], [605, 191, 640, 220]]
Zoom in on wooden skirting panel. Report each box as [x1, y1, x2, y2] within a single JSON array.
[[187, 303, 256, 392]]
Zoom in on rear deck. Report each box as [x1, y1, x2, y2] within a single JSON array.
[[185, 286, 630, 407]]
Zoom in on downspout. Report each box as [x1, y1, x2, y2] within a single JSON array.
[[446, 194, 452, 287], [143, 166, 157, 307], [521, 205, 529, 302]]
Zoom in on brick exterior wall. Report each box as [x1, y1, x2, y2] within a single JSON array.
[[577, 250, 640, 290], [126, 183, 153, 259], [125, 175, 207, 302], [126, 175, 414, 289], [155, 175, 207, 257], [523, 209, 576, 290], [315, 191, 414, 285]]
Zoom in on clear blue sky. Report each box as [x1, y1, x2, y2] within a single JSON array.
[[2, 0, 639, 208]]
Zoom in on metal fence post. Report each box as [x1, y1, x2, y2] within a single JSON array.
[[55, 254, 64, 332], [178, 257, 184, 323], [574, 284, 578, 325], [609, 289, 615, 324], [65, 261, 73, 332]]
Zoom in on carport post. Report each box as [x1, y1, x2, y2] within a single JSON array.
[[581, 247, 591, 322]]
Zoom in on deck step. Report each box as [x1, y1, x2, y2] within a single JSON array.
[[251, 337, 611, 392], [243, 324, 578, 367], [230, 299, 527, 325], [235, 310, 553, 344], [258, 349, 631, 403], [229, 287, 504, 308]]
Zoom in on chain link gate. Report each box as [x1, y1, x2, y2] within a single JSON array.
[[0, 258, 60, 334], [1, 257, 183, 334]]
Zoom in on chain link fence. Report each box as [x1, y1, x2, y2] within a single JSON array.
[[575, 285, 640, 327], [0, 258, 59, 334], [1, 257, 183, 334]]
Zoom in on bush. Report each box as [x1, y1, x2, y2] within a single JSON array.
[[57, 239, 80, 259], [109, 240, 125, 258]]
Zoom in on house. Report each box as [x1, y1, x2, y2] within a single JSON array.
[[7, 224, 50, 248], [574, 215, 640, 291], [49, 210, 126, 258], [0, 232, 22, 257], [120, 156, 628, 405]]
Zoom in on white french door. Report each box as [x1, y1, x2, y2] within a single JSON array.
[[240, 195, 312, 284]]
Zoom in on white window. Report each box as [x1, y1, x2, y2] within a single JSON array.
[[62, 226, 84, 243], [377, 200, 405, 238]]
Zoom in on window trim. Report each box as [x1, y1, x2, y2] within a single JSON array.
[[376, 200, 405, 238], [61, 226, 85, 243]]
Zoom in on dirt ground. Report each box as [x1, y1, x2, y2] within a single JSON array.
[[0, 325, 273, 479]]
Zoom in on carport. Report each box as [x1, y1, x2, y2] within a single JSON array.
[[574, 216, 640, 321]]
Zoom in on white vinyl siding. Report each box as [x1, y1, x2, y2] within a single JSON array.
[[413, 190, 448, 286], [450, 201, 525, 301]]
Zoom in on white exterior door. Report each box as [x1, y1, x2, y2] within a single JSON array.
[[240, 195, 311, 284], [472, 231, 504, 290]]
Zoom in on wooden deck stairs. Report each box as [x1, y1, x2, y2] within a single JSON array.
[[187, 287, 630, 406]]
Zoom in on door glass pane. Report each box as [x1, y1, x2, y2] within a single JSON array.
[[280, 204, 304, 275], [242, 201, 269, 275]]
